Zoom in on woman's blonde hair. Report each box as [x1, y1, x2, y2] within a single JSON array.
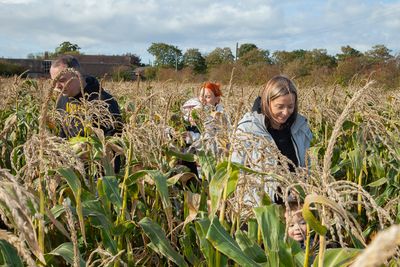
[[261, 75, 298, 129]]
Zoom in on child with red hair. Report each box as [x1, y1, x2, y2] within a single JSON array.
[[180, 82, 224, 176], [198, 82, 223, 107], [181, 82, 223, 140], [182, 82, 223, 120]]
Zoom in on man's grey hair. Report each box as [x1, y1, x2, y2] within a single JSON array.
[[51, 55, 81, 71]]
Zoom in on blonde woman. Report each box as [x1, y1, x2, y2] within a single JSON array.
[[232, 75, 312, 203]]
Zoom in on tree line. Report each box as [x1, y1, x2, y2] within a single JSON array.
[[146, 42, 399, 88], [2, 41, 399, 88]]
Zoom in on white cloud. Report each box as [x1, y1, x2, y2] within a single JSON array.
[[0, 0, 399, 61], [0, 0, 35, 3]]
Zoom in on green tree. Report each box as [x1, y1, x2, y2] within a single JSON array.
[[365, 44, 393, 62], [183, 48, 206, 74], [122, 53, 143, 67], [336, 45, 362, 62], [237, 49, 271, 66], [272, 49, 308, 66], [205, 47, 234, 68], [55, 41, 81, 55], [272, 49, 336, 77], [147, 43, 182, 69], [238, 43, 258, 58], [307, 49, 337, 68]]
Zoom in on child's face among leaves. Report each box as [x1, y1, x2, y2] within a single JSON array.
[[286, 211, 307, 242]]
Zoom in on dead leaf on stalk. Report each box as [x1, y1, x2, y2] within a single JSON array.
[[183, 191, 201, 228], [106, 142, 124, 155], [167, 172, 197, 187]]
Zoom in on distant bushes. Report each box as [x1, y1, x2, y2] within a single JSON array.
[[143, 63, 281, 85], [142, 44, 400, 89], [142, 58, 399, 90], [111, 66, 135, 82], [0, 60, 25, 76]]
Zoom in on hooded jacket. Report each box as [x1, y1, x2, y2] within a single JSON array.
[[232, 111, 312, 168], [56, 76, 122, 139], [181, 97, 224, 144], [231, 111, 312, 205]]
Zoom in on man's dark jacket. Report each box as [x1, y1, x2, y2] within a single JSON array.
[[56, 76, 122, 138]]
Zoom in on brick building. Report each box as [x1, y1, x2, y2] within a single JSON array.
[[1, 54, 137, 78]]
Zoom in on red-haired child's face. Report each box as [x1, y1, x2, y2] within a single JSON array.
[[199, 88, 220, 106]]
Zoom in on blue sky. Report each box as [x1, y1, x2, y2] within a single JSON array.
[[0, 0, 399, 64]]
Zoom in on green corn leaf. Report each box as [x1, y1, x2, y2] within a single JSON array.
[[209, 160, 255, 216], [68, 136, 89, 145], [368, 154, 386, 178], [226, 169, 239, 197], [303, 194, 342, 237], [247, 218, 259, 244], [57, 168, 81, 195], [45, 242, 85, 267], [278, 241, 304, 267], [179, 234, 201, 266], [134, 170, 169, 209], [125, 170, 148, 187], [89, 134, 105, 160], [230, 161, 265, 175], [367, 178, 388, 187], [342, 120, 356, 131], [164, 147, 195, 162], [50, 204, 65, 219], [254, 205, 303, 267], [96, 177, 111, 215], [235, 230, 268, 263], [139, 217, 188, 267], [197, 150, 217, 181], [113, 220, 136, 237], [253, 205, 285, 266], [302, 204, 327, 236], [45, 205, 72, 241], [206, 216, 261, 267], [102, 175, 122, 211], [312, 248, 361, 267], [102, 158, 115, 176], [254, 205, 285, 253], [209, 164, 229, 216], [139, 170, 173, 232], [348, 148, 363, 179], [82, 199, 117, 254], [57, 167, 86, 245], [0, 240, 24, 267], [195, 217, 216, 266]]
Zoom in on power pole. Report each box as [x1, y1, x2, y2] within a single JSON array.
[[235, 42, 239, 61], [175, 51, 178, 72]]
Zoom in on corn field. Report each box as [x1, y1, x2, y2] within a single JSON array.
[[0, 75, 399, 266]]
